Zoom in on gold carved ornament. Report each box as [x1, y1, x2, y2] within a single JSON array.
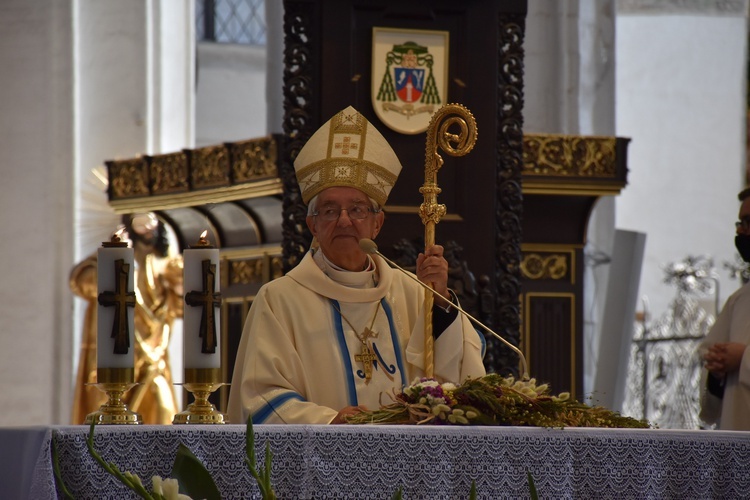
[[191, 145, 230, 188], [520, 253, 569, 280], [150, 152, 189, 195], [420, 103, 477, 377], [522, 135, 617, 177], [232, 138, 278, 182]]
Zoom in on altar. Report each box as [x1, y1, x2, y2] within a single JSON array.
[[9, 425, 750, 499]]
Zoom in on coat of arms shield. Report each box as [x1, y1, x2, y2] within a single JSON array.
[[372, 27, 449, 135]]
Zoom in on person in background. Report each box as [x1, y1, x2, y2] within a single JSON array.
[[700, 186, 750, 430], [227, 106, 486, 425]]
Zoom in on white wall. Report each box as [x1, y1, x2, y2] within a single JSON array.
[[616, 11, 748, 319], [195, 42, 268, 146], [0, 0, 194, 426], [0, 0, 75, 425], [525, 0, 582, 134]]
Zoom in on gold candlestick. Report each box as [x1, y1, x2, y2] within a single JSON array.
[[84, 368, 142, 425], [172, 368, 227, 424]]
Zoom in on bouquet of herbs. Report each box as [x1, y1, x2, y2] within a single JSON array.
[[346, 374, 651, 428]]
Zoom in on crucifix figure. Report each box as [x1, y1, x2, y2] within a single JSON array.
[[185, 259, 222, 353], [354, 344, 377, 384], [97, 258, 136, 354]]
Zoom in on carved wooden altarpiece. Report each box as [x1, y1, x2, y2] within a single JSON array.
[[521, 134, 630, 398], [280, 0, 528, 376]]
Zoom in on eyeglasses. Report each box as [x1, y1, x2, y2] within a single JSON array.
[[737, 218, 750, 231], [312, 204, 379, 222]]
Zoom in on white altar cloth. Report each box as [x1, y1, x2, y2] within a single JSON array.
[[5, 424, 750, 499]]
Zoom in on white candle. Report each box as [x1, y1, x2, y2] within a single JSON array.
[[97, 234, 135, 369], [183, 231, 221, 369]]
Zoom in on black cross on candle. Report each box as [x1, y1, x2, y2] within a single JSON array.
[[185, 259, 222, 353], [97, 259, 135, 355]]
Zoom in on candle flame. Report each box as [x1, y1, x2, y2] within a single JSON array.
[[112, 228, 126, 242], [195, 229, 211, 247]]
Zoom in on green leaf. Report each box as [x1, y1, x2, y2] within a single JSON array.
[[469, 480, 477, 500], [172, 443, 222, 500], [51, 433, 75, 500], [246, 415, 256, 469], [390, 486, 403, 500], [245, 415, 277, 500], [263, 441, 273, 486], [527, 471, 538, 500], [86, 421, 154, 499]]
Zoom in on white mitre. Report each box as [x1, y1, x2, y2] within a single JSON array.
[[293, 106, 403, 206]]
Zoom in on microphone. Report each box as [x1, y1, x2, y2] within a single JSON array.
[[359, 238, 529, 379]]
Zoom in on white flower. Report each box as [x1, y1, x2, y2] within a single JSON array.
[[520, 387, 537, 398], [434, 403, 451, 413], [453, 414, 469, 424], [152, 476, 193, 500], [552, 392, 570, 402], [425, 395, 447, 406], [152, 476, 163, 493], [441, 382, 457, 391], [124, 471, 143, 487]]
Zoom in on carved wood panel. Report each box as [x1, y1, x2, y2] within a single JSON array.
[[280, 0, 527, 375]]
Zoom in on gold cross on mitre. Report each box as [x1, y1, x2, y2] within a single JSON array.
[[334, 135, 359, 155]]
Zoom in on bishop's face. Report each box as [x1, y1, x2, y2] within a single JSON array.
[[306, 187, 384, 271]]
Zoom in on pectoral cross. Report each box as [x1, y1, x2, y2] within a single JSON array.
[[185, 259, 222, 353], [362, 327, 378, 341], [97, 259, 135, 355], [355, 344, 377, 384]]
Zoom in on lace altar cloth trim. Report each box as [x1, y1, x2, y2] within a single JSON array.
[[35, 425, 750, 499]]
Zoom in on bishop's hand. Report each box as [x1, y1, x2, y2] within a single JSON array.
[[331, 405, 367, 424], [416, 244, 451, 308]]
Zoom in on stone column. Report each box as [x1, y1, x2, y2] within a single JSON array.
[[0, 0, 76, 424]]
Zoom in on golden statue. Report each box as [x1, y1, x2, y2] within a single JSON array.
[[70, 213, 183, 424]]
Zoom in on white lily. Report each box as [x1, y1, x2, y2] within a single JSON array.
[[152, 476, 194, 500]]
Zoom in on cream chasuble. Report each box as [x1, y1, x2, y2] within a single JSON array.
[[699, 282, 750, 430], [227, 249, 486, 424]]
